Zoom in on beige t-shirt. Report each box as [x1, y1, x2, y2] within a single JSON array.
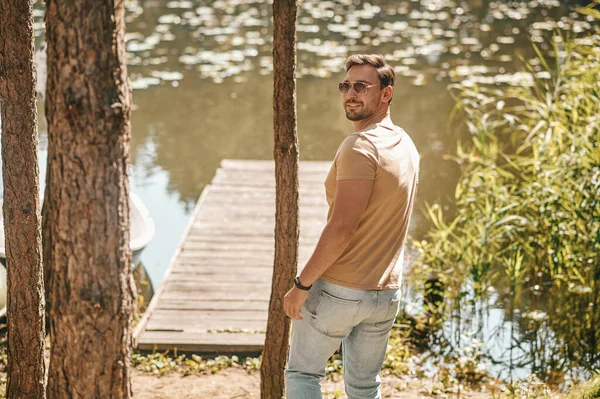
[[320, 120, 420, 290]]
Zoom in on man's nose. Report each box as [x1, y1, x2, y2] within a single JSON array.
[[344, 90, 359, 101]]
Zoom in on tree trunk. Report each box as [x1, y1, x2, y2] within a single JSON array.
[[0, 1, 47, 397], [44, 0, 134, 397], [260, 1, 299, 398]]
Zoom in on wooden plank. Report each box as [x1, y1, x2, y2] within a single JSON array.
[[195, 203, 326, 212], [166, 271, 272, 278], [160, 291, 271, 301], [149, 309, 268, 320], [137, 331, 265, 353], [155, 300, 269, 311], [186, 230, 324, 240], [137, 342, 264, 353], [193, 213, 325, 224], [145, 320, 267, 332], [184, 236, 275, 244], [221, 159, 330, 172], [163, 280, 271, 289], [138, 331, 266, 345], [192, 222, 325, 234], [181, 243, 276, 253], [201, 188, 326, 202], [194, 206, 327, 217], [136, 160, 331, 352], [168, 263, 275, 271], [182, 240, 319, 249], [203, 186, 325, 197], [132, 183, 213, 345], [163, 284, 272, 293], [181, 241, 318, 250], [216, 170, 328, 178], [177, 251, 314, 260], [165, 277, 274, 285], [214, 170, 329, 182], [213, 177, 326, 187], [175, 259, 274, 267], [201, 199, 326, 208], [216, 164, 330, 174], [166, 277, 272, 285], [181, 248, 313, 261], [209, 183, 324, 195]]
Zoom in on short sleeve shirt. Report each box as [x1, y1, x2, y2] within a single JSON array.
[[320, 121, 420, 290]]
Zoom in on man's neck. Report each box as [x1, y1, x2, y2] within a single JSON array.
[[353, 112, 393, 132]]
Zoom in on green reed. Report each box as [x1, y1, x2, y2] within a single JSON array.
[[410, 1, 600, 386]]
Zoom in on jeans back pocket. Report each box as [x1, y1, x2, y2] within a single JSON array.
[[310, 290, 362, 338], [375, 298, 400, 329]]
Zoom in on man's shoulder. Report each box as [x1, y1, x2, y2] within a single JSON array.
[[341, 132, 377, 148], [340, 132, 379, 159]]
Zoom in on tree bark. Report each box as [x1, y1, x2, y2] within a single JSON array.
[[44, 0, 134, 397], [260, 1, 299, 398], [0, 1, 47, 397]]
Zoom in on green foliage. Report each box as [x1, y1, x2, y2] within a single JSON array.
[[492, 372, 600, 399], [493, 375, 560, 399], [412, 11, 600, 385], [323, 389, 345, 399], [132, 351, 260, 376], [562, 371, 600, 399], [382, 326, 414, 376], [324, 326, 414, 380]]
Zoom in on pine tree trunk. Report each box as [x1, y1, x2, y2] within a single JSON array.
[[44, 0, 134, 397], [260, 1, 299, 398], [0, 1, 47, 397]]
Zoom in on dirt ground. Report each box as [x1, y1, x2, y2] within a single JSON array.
[[132, 368, 490, 399], [0, 368, 491, 398]]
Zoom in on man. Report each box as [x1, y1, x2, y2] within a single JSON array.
[[283, 54, 420, 399]]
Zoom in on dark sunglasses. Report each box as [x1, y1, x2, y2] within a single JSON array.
[[338, 81, 379, 95]]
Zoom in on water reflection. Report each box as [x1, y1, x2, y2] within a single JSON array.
[[129, 71, 460, 218]]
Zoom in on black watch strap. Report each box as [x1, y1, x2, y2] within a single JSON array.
[[294, 277, 312, 291]]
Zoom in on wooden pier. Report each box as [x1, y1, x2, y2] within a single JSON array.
[[134, 159, 331, 353]]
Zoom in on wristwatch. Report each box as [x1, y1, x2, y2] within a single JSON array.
[[294, 276, 312, 291]]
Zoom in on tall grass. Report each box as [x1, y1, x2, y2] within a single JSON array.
[[411, 1, 600, 385], [563, 371, 600, 399]]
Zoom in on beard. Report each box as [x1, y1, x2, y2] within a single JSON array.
[[345, 110, 367, 121], [345, 101, 374, 121]]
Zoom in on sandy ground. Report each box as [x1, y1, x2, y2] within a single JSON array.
[[132, 368, 490, 399], [0, 368, 490, 398]]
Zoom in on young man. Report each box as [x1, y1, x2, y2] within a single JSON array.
[[283, 54, 420, 399]]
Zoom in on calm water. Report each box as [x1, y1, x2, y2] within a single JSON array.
[[2, 0, 598, 383]]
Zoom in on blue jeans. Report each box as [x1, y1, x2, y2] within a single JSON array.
[[285, 279, 401, 399]]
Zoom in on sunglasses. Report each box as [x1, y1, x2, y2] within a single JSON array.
[[338, 81, 379, 95]]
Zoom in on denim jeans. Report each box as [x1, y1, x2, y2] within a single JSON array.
[[285, 279, 401, 399]]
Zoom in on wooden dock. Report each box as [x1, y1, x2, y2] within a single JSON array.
[[134, 159, 331, 353]]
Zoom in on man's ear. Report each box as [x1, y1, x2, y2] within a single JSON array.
[[382, 86, 393, 103]]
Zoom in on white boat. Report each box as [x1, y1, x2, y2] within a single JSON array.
[[0, 192, 155, 317]]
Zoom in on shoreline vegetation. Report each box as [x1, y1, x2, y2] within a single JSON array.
[[0, 2, 599, 398], [409, 0, 600, 396]]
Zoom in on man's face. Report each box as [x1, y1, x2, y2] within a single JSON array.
[[342, 64, 383, 122]]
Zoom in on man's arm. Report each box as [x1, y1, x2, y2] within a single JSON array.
[[284, 178, 373, 320], [298, 179, 374, 286]]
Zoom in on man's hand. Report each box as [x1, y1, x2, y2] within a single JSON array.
[[284, 286, 310, 320]]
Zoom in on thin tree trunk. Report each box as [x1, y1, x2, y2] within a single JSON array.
[[44, 0, 134, 397], [0, 0, 47, 397], [260, 1, 299, 398]]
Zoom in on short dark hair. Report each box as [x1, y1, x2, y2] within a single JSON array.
[[345, 54, 395, 92]]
